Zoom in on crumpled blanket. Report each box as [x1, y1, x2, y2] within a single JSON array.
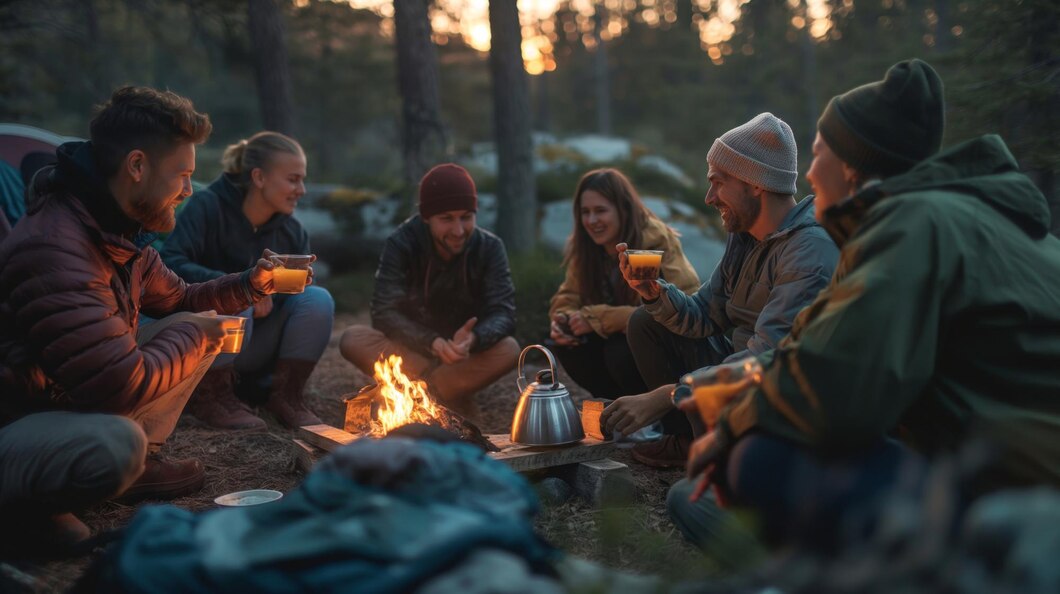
[[78, 437, 559, 594]]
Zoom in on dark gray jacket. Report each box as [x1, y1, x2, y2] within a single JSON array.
[[372, 215, 516, 356], [644, 196, 837, 363], [160, 174, 310, 281]]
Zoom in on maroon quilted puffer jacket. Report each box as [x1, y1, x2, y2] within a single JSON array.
[[0, 150, 259, 425]]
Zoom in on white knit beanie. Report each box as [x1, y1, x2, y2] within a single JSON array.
[[706, 113, 798, 195]]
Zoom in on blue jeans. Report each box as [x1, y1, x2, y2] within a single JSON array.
[[213, 286, 335, 372], [668, 433, 927, 554], [666, 477, 767, 570]]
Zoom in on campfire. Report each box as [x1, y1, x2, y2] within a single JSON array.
[[344, 355, 499, 451], [369, 355, 443, 436]]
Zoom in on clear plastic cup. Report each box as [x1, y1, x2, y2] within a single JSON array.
[[679, 357, 763, 428], [216, 315, 247, 354], [625, 249, 664, 281], [270, 254, 312, 294]]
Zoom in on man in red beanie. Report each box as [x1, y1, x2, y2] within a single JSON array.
[[340, 164, 519, 418]]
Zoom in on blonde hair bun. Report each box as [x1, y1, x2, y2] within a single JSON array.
[[221, 139, 250, 174]]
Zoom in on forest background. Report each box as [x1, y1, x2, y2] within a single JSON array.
[[0, 4, 1056, 587], [2, 0, 1055, 206], [1, 0, 1057, 328], [0, 0, 1055, 286]]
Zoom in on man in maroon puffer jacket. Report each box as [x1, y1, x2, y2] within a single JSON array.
[[0, 87, 293, 556]]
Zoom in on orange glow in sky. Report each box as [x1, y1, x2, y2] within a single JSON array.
[[339, 0, 838, 70]]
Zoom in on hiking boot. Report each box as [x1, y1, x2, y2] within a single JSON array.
[[264, 359, 322, 428], [0, 512, 91, 559], [116, 453, 205, 503], [185, 367, 266, 431], [631, 434, 692, 468]]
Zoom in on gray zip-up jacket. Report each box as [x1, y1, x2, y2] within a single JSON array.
[[644, 196, 838, 363]]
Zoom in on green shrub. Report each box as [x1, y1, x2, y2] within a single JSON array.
[[509, 246, 566, 346], [535, 168, 585, 204], [323, 269, 377, 314], [314, 187, 386, 237]]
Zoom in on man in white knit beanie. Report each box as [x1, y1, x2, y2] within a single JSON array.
[[599, 113, 839, 471]]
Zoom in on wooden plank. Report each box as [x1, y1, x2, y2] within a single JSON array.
[[291, 438, 324, 473], [486, 434, 618, 472], [580, 399, 611, 441], [296, 424, 617, 472], [297, 424, 360, 452]]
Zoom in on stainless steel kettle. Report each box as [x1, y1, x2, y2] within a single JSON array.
[[510, 344, 585, 445]]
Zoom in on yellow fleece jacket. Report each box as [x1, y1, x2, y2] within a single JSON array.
[[549, 216, 700, 338]]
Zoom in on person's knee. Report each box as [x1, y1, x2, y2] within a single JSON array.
[[288, 286, 335, 325], [339, 325, 380, 366], [72, 416, 147, 501], [99, 416, 148, 489], [666, 477, 698, 525], [625, 307, 657, 345], [303, 285, 335, 315], [489, 336, 520, 370]]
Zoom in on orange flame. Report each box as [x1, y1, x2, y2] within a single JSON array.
[[370, 355, 442, 435]]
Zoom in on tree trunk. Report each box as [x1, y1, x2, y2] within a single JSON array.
[[316, 12, 335, 178], [394, 0, 447, 211], [82, 0, 110, 97], [933, 0, 951, 53], [801, 27, 819, 153], [592, 7, 611, 135], [676, 0, 694, 29], [489, 0, 537, 252], [534, 70, 551, 132], [247, 0, 296, 135]]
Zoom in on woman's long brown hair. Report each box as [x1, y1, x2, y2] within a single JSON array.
[[563, 168, 655, 306]]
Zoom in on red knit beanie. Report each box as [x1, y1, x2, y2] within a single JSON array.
[[418, 163, 478, 218]]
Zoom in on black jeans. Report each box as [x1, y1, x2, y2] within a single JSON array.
[[626, 307, 732, 436], [550, 333, 647, 399]]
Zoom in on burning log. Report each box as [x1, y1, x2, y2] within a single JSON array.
[[342, 356, 500, 452]]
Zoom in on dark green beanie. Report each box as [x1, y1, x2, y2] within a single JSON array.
[[817, 59, 945, 177]]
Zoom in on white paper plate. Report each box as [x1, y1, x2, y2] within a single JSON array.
[[213, 489, 283, 507]]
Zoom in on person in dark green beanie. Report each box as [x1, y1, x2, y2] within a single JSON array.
[[668, 58, 1060, 553]]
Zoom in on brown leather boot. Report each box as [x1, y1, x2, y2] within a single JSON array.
[[184, 367, 266, 431], [116, 452, 205, 502], [264, 359, 322, 428]]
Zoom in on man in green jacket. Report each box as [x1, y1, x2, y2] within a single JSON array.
[[671, 59, 1060, 551]]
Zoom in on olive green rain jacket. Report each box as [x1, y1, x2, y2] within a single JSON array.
[[722, 135, 1060, 487]]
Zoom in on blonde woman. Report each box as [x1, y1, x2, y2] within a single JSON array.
[[161, 131, 333, 430]]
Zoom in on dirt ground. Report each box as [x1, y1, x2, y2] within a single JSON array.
[[5, 313, 715, 592]]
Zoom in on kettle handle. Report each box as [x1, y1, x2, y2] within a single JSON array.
[[516, 344, 559, 392]]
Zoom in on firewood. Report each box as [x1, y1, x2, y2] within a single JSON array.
[[343, 385, 377, 433]]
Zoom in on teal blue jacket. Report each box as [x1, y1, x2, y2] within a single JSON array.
[[646, 195, 838, 364]]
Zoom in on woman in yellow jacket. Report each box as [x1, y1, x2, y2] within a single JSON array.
[[549, 168, 699, 398]]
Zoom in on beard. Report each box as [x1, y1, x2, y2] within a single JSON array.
[[128, 193, 177, 233], [433, 235, 467, 258], [722, 188, 761, 233]]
